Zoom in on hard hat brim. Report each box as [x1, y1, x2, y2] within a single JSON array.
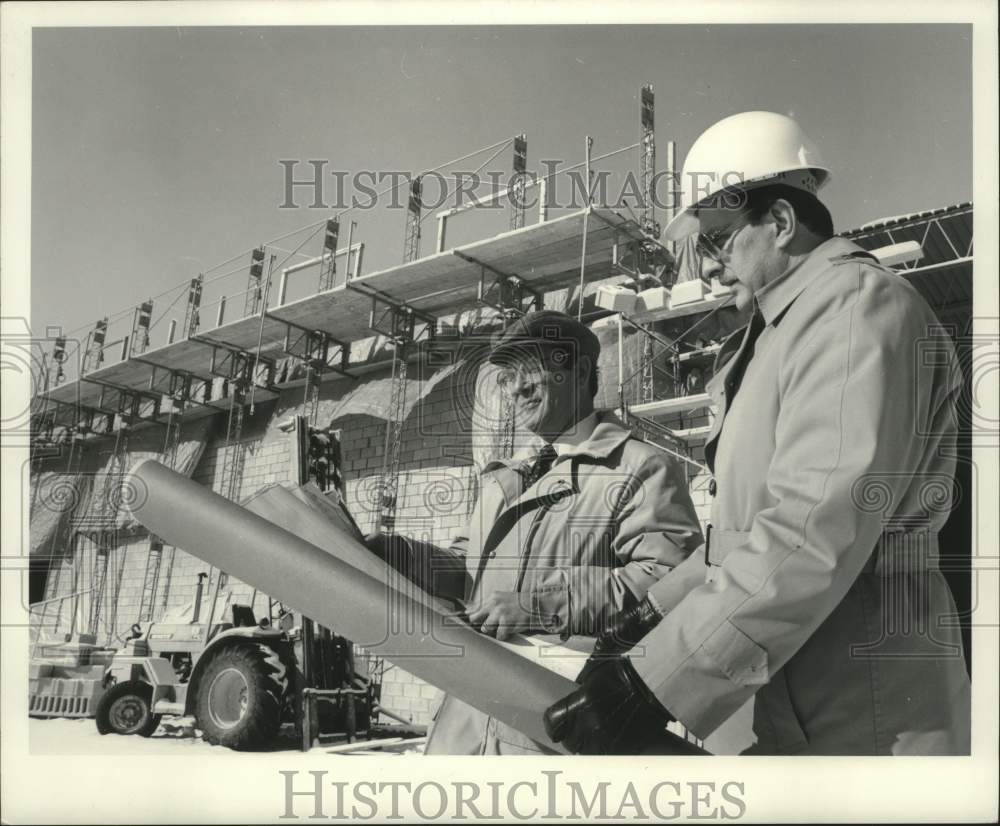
[[663, 166, 832, 244], [663, 208, 700, 243]]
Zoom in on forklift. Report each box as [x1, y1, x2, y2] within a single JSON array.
[[94, 419, 390, 750], [95, 567, 374, 749]]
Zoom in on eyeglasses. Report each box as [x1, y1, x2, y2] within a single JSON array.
[[497, 366, 551, 387], [495, 363, 568, 393], [695, 214, 750, 263]]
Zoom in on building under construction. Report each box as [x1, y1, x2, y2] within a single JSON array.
[[27, 88, 975, 748]]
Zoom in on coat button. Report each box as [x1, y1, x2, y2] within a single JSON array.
[[488, 551, 496, 559], [708, 479, 717, 497]]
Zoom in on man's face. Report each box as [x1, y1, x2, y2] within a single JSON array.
[[696, 206, 783, 311], [497, 346, 584, 440]]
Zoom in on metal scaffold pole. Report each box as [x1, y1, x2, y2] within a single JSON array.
[[377, 340, 409, 534], [638, 83, 659, 404], [576, 136, 594, 322]]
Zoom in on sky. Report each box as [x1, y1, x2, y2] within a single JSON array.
[[31, 24, 972, 347]]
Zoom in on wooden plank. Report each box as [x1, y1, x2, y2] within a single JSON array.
[[630, 295, 732, 325], [672, 425, 713, 443], [194, 313, 290, 352], [676, 344, 722, 363], [348, 255, 476, 303], [202, 386, 278, 409], [268, 286, 380, 342], [42, 379, 93, 407], [135, 338, 221, 378], [491, 234, 614, 275], [323, 737, 411, 754], [84, 358, 157, 389]]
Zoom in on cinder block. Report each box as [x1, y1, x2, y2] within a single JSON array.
[[419, 684, 441, 700], [596, 285, 638, 313], [637, 287, 671, 312], [670, 279, 709, 307]]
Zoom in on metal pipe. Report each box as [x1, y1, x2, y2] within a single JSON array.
[[248, 255, 275, 415], [281, 242, 365, 277], [665, 140, 677, 255], [191, 572, 207, 624], [353, 242, 364, 278], [436, 214, 447, 253], [344, 221, 355, 281], [575, 136, 593, 321], [277, 269, 289, 307], [434, 177, 542, 221], [617, 312, 625, 418], [372, 704, 412, 727]]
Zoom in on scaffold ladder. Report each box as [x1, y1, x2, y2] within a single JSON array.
[[88, 423, 131, 641]]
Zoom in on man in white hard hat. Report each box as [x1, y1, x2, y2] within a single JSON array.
[[544, 111, 971, 755]]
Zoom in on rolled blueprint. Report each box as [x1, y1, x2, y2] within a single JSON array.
[[128, 459, 574, 748], [242, 482, 457, 613]]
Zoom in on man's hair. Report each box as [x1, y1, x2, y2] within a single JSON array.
[[580, 353, 600, 399], [548, 345, 600, 399], [740, 184, 835, 239]]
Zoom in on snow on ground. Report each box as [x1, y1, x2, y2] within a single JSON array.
[[29, 717, 425, 757]]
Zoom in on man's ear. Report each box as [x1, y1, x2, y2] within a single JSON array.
[[769, 198, 798, 250], [575, 354, 592, 392]]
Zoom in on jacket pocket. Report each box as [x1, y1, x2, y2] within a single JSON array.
[[702, 621, 769, 686]]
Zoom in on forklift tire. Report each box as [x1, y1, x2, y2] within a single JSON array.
[[195, 644, 284, 750], [95, 681, 162, 737]]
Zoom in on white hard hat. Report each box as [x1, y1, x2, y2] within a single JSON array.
[[664, 111, 830, 242]]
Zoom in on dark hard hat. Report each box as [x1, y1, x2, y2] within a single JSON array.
[[488, 310, 601, 367]]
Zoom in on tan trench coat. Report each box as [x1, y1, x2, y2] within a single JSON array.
[[420, 413, 703, 754], [633, 237, 971, 755]]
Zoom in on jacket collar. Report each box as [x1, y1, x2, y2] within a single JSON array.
[[755, 236, 872, 327], [483, 411, 633, 475]]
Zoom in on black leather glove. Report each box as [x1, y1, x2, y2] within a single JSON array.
[[544, 655, 674, 755], [580, 594, 664, 681], [364, 532, 416, 581]]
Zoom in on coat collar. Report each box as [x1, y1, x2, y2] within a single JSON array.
[[755, 236, 874, 327], [482, 411, 633, 476]]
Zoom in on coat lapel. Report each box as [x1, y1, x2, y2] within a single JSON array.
[[474, 414, 632, 574], [703, 326, 751, 471]]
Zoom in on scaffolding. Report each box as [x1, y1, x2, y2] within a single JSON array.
[[403, 177, 422, 263], [509, 134, 528, 231]]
